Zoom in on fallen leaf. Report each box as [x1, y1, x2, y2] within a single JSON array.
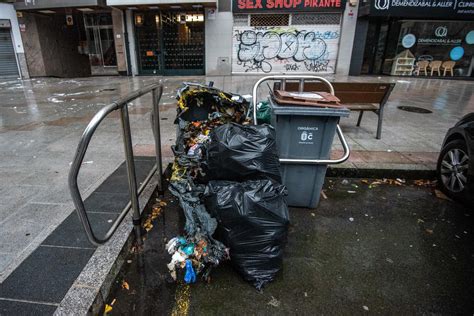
[[417, 218, 425, 224], [434, 189, 450, 201], [363, 306, 369, 311], [122, 281, 130, 290], [425, 229, 434, 234], [361, 179, 369, 184], [311, 213, 316, 217], [111, 299, 116, 306]]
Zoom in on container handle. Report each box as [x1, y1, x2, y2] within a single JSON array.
[[279, 125, 350, 165], [252, 75, 335, 125]]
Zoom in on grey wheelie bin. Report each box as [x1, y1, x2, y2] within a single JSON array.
[[252, 75, 350, 209]]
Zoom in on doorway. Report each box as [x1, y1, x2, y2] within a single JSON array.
[[84, 13, 118, 76], [134, 11, 205, 76]]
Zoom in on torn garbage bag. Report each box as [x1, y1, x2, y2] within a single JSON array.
[[205, 179, 290, 290], [203, 123, 282, 183]]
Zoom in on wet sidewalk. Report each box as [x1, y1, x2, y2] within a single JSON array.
[[1, 75, 474, 313], [106, 178, 474, 315]]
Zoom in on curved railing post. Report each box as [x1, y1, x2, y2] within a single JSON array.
[[68, 82, 163, 246]]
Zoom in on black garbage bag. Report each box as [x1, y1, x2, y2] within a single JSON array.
[[205, 179, 290, 290], [203, 123, 282, 183]]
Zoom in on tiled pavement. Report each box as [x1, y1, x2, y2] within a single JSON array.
[[0, 157, 155, 313], [1, 75, 474, 313]]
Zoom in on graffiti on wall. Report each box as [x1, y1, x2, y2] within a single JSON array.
[[232, 25, 340, 74]]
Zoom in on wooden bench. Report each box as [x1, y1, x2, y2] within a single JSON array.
[[279, 82, 395, 140]]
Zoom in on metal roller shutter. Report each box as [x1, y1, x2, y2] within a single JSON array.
[[0, 28, 19, 77]]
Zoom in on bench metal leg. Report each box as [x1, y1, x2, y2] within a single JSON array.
[[356, 111, 364, 127], [376, 109, 383, 140]]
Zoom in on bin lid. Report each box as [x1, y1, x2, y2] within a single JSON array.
[[269, 97, 350, 117]]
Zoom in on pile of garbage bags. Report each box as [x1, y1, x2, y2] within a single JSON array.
[[166, 82, 289, 290]]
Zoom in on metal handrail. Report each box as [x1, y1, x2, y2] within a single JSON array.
[[252, 75, 350, 165], [68, 82, 164, 247]]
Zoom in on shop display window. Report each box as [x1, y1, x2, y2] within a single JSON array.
[[391, 21, 474, 76]]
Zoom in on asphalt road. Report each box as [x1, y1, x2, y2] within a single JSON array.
[[106, 178, 474, 315]]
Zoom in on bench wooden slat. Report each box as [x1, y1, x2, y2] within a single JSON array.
[[343, 103, 379, 111]]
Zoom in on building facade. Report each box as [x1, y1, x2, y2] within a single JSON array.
[[10, 0, 360, 77], [350, 0, 474, 78]]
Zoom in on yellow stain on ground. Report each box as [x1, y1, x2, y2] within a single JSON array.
[[171, 283, 190, 316]]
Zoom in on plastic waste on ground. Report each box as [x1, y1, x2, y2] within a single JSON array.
[[167, 83, 249, 282], [205, 179, 290, 290], [255, 101, 272, 124], [166, 82, 289, 289]]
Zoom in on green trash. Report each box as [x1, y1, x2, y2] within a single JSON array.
[[256, 101, 272, 124]]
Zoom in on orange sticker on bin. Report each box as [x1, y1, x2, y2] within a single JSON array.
[[146, 51, 154, 56]]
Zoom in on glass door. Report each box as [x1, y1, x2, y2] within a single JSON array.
[[84, 13, 118, 75], [161, 12, 205, 75], [134, 11, 162, 75]]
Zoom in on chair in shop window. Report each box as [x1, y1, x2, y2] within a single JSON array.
[[441, 61, 455, 76], [428, 61, 442, 76], [414, 60, 429, 76]]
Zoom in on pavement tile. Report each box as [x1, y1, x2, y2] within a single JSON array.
[[0, 299, 57, 315], [0, 253, 14, 276], [0, 203, 65, 253], [0, 246, 95, 303], [41, 211, 118, 249], [83, 192, 130, 214]]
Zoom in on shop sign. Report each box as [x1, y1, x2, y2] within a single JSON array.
[[416, 26, 463, 45], [233, 0, 346, 13], [370, 0, 474, 18], [232, 25, 341, 74]]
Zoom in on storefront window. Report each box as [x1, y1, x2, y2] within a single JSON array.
[[392, 21, 474, 76]]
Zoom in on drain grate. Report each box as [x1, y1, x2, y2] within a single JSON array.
[[397, 106, 433, 114]]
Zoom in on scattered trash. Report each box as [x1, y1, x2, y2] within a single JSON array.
[[167, 83, 291, 289], [304, 292, 308, 297], [311, 213, 316, 217], [104, 304, 113, 315], [363, 305, 370, 311], [425, 229, 434, 234], [349, 217, 354, 222], [341, 179, 349, 185], [386, 258, 394, 264], [347, 190, 357, 194], [433, 243, 437, 247], [321, 190, 328, 200], [254, 100, 272, 124], [267, 296, 281, 308], [103, 298, 116, 315], [167, 83, 250, 283]]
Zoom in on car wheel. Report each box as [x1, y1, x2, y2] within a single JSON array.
[[437, 139, 470, 200]]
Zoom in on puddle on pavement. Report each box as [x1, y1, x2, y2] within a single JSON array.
[[104, 178, 474, 315]]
